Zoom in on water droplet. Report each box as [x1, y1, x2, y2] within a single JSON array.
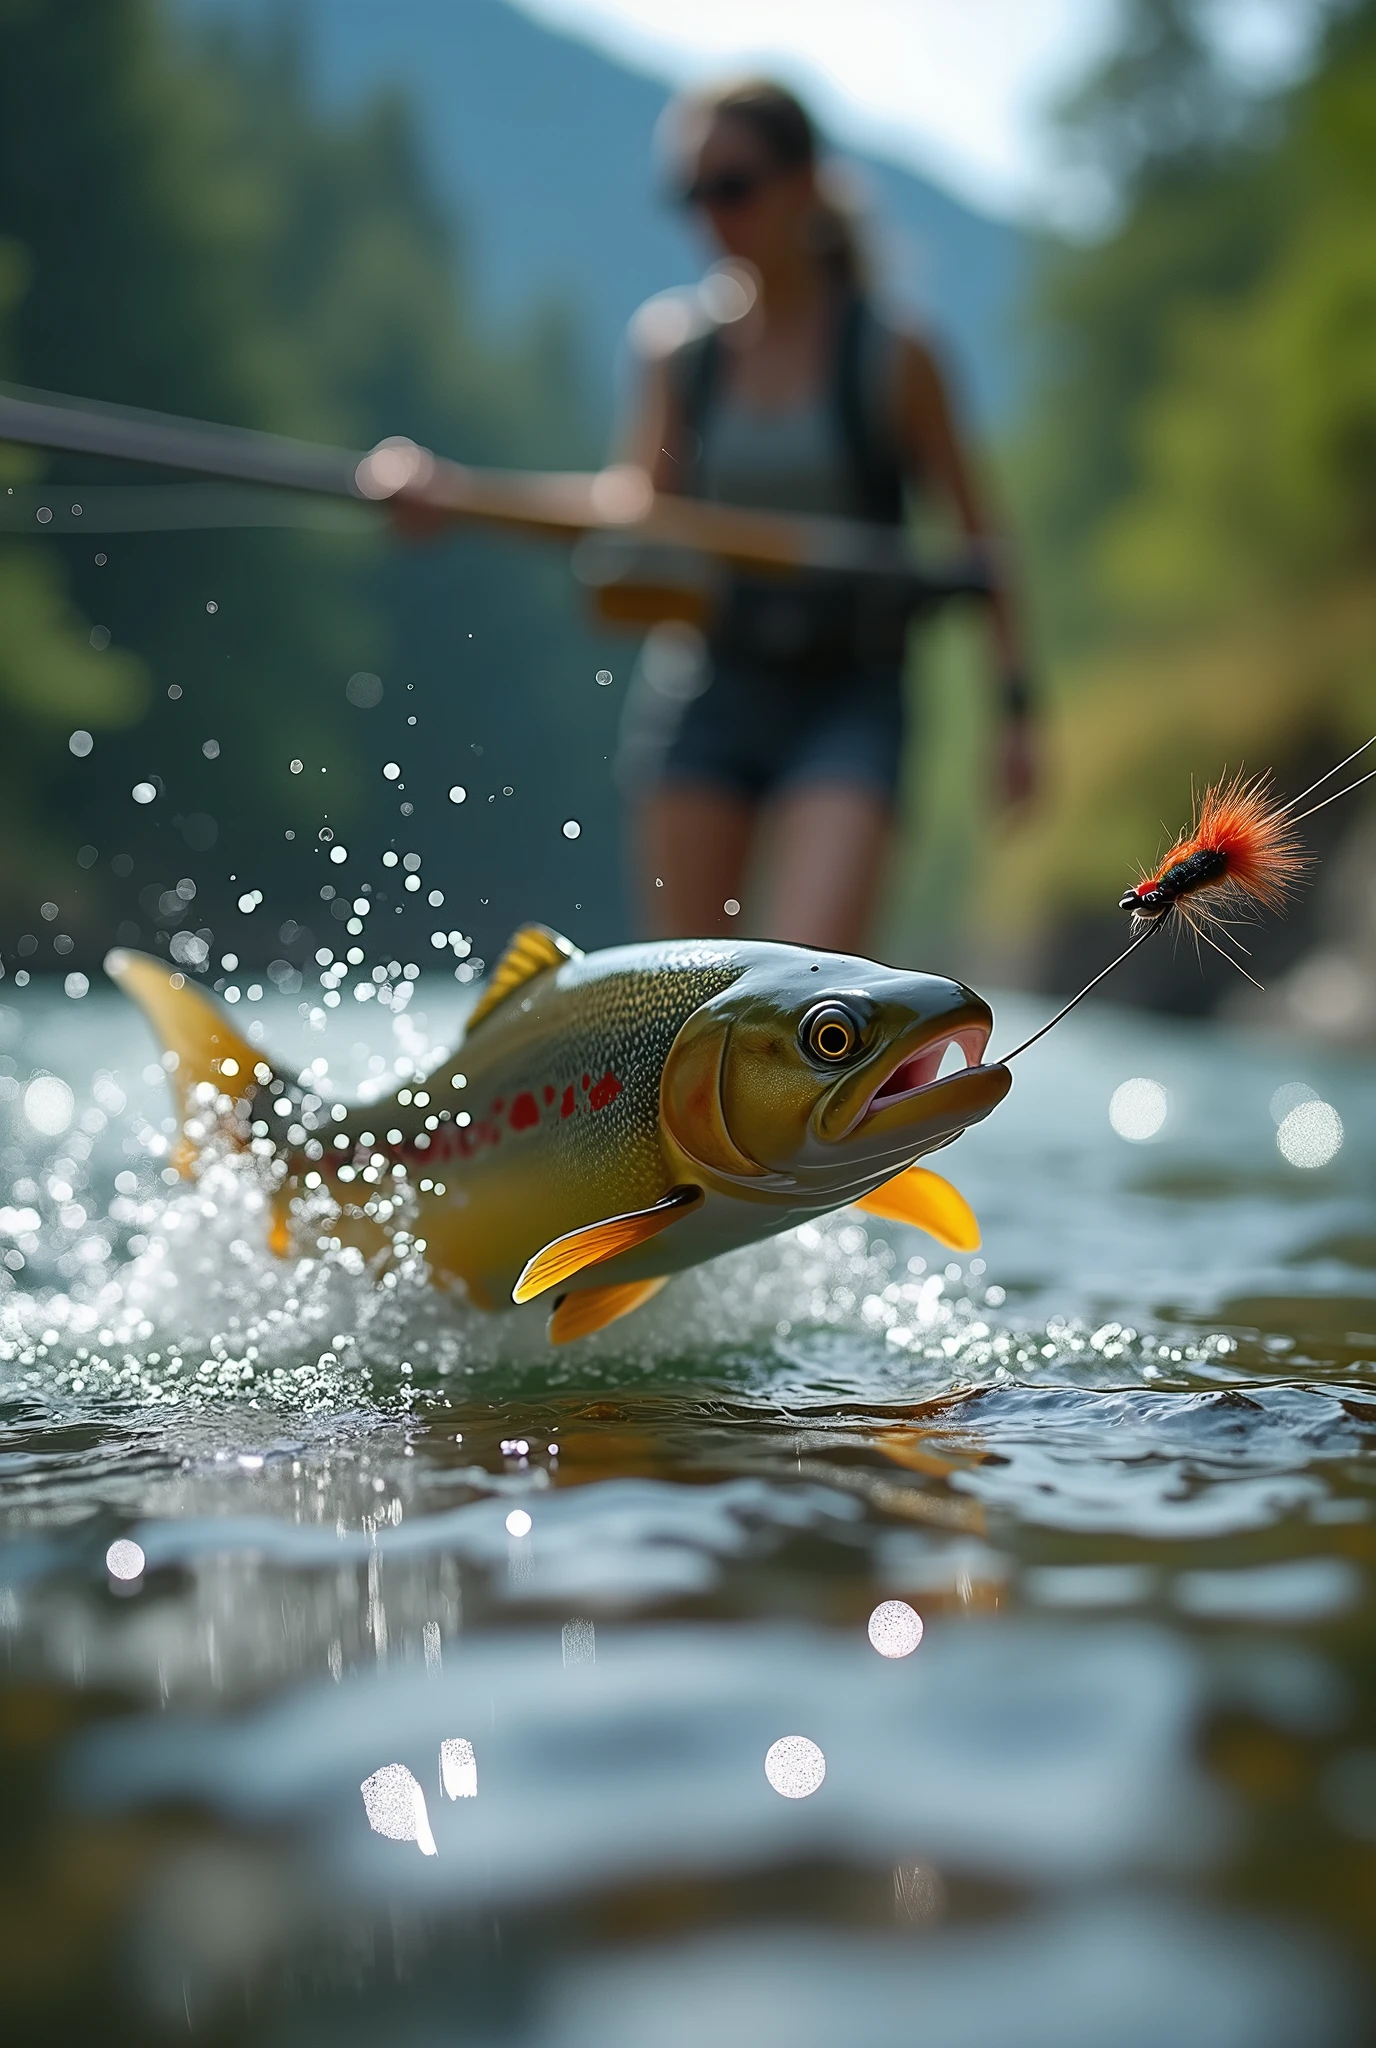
[[382, 762, 400, 781], [131, 781, 157, 805], [723, 897, 740, 916], [562, 820, 581, 840], [505, 1508, 532, 1537], [289, 758, 303, 774], [63, 972, 89, 1000], [595, 668, 613, 685], [330, 846, 348, 865], [202, 738, 220, 759], [448, 786, 466, 804], [88, 625, 110, 650], [35, 506, 52, 524], [206, 600, 218, 613], [68, 730, 93, 758]]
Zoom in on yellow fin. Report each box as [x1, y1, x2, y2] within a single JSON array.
[[465, 923, 581, 1034], [513, 1187, 701, 1303], [549, 1278, 667, 1345], [854, 1166, 980, 1251], [105, 949, 271, 1169]]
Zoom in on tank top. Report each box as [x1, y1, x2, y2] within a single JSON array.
[[671, 292, 907, 528], [665, 294, 912, 677]]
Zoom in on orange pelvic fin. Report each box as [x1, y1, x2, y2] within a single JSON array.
[[512, 1186, 702, 1303], [549, 1277, 668, 1345], [854, 1166, 980, 1251]]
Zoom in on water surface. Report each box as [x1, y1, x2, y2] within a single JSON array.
[[1, 981, 1373, 2045]]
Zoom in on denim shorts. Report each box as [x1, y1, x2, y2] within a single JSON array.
[[619, 636, 906, 807]]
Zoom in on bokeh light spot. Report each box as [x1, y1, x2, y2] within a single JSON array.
[[360, 1763, 436, 1855], [1109, 1077, 1168, 1141], [1276, 1099, 1342, 1169], [1269, 1080, 1317, 1124], [867, 1599, 924, 1658], [105, 1538, 145, 1581], [439, 1737, 477, 1799], [23, 1075, 74, 1135], [764, 1735, 826, 1799]]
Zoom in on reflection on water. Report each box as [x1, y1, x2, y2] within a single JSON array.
[[0, 984, 1372, 2041], [763, 1734, 827, 1799]]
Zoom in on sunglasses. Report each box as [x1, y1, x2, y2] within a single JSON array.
[[678, 167, 772, 212]]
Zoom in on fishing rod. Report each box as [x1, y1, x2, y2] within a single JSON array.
[[0, 382, 994, 629]]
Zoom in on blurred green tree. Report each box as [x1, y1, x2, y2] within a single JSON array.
[[984, 0, 1376, 992], [0, 0, 618, 984]]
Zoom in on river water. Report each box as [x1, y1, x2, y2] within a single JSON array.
[[1, 977, 1373, 2046]]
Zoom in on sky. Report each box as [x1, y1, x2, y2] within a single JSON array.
[[512, 0, 1325, 223]]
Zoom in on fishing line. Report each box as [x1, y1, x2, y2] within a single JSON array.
[[1278, 734, 1376, 816], [991, 927, 1159, 1066], [1286, 764, 1376, 827]]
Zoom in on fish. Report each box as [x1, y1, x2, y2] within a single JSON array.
[[105, 926, 1011, 1344]]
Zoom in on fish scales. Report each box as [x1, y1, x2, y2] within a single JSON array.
[[105, 934, 1010, 1340]]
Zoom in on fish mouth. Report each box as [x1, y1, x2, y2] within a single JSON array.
[[814, 1000, 1010, 1160], [863, 1022, 993, 1120]]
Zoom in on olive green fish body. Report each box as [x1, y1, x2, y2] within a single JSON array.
[[106, 932, 1011, 1332]]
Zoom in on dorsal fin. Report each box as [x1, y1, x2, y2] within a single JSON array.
[[465, 924, 581, 1034]]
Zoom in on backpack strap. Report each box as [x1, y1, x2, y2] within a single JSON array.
[[666, 324, 721, 497], [832, 295, 906, 526]]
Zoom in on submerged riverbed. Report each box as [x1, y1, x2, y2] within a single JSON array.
[[1, 978, 1373, 2045]]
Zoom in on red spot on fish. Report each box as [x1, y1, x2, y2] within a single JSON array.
[[509, 1092, 540, 1131], [543, 1084, 555, 1105], [588, 1070, 622, 1112], [560, 1085, 575, 1119]]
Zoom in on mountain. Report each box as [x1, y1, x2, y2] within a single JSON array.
[[182, 0, 1030, 434]]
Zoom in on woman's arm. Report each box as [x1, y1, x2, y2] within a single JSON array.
[[893, 333, 1037, 803]]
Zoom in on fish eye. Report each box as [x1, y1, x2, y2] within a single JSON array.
[[800, 1002, 863, 1064]]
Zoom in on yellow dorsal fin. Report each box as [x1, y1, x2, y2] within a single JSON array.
[[513, 1186, 701, 1303], [549, 1277, 668, 1345], [854, 1166, 980, 1252], [105, 950, 273, 1172], [465, 923, 581, 1034]]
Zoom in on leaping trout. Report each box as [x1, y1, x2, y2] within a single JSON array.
[[106, 927, 1011, 1344]]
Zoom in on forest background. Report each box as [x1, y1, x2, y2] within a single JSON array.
[[0, 0, 1373, 1029]]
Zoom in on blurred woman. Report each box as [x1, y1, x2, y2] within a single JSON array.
[[619, 79, 1035, 952]]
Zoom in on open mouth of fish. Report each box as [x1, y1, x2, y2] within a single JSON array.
[[862, 1022, 993, 1120]]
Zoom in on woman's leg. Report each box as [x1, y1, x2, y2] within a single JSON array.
[[637, 783, 756, 938], [762, 781, 892, 954]]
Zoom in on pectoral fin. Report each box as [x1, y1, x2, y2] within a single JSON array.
[[854, 1166, 980, 1251], [549, 1278, 668, 1345], [513, 1186, 701, 1303]]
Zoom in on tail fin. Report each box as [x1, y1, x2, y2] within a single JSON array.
[[105, 948, 276, 1165]]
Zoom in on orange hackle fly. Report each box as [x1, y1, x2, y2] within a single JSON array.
[[1118, 772, 1308, 942], [994, 734, 1376, 1065]]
